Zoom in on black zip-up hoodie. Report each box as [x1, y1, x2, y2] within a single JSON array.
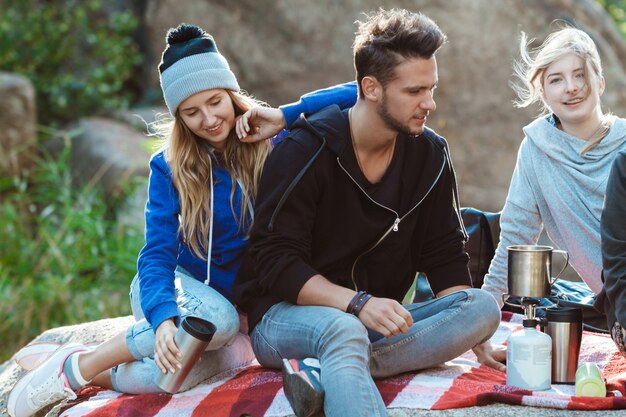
[[234, 105, 471, 331]]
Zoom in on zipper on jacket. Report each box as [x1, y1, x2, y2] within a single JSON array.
[[337, 158, 401, 227], [338, 155, 446, 290]]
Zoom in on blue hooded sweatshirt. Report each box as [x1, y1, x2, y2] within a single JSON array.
[[137, 82, 359, 331]]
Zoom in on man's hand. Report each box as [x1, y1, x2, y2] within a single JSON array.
[[296, 276, 412, 338], [236, 107, 286, 142], [357, 297, 413, 338], [155, 318, 182, 374], [472, 340, 506, 371]]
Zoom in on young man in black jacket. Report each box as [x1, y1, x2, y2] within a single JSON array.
[[234, 8, 500, 417]]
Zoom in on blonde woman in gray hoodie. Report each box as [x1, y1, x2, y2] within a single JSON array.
[[475, 26, 626, 369]]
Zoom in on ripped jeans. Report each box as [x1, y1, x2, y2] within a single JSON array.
[[110, 267, 255, 393]]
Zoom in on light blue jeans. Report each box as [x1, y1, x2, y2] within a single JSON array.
[[110, 268, 255, 394], [251, 288, 500, 417]]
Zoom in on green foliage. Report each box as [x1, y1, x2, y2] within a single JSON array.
[[0, 0, 142, 125], [0, 128, 144, 362], [597, 0, 626, 38]]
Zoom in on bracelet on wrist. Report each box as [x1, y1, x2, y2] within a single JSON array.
[[353, 293, 373, 317], [346, 290, 367, 314]]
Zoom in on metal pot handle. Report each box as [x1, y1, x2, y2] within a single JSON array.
[[550, 249, 569, 284]]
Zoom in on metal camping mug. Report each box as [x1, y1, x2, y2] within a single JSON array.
[[507, 245, 569, 298], [545, 307, 583, 384], [155, 316, 216, 394]]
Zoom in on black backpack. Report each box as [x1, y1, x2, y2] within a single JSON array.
[[413, 207, 500, 302], [461, 207, 501, 289]]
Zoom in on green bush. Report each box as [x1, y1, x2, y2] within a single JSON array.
[[0, 0, 142, 125], [0, 128, 144, 362], [597, 0, 626, 38]]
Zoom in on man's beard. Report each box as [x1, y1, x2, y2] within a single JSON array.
[[378, 93, 423, 136]]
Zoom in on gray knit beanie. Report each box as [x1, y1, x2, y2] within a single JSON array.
[[159, 23, 240, 114]]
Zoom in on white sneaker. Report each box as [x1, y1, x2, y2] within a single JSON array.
[[14, 342, 60, 371], [14, 342, 97, 371], [7, 343, 87, 417]]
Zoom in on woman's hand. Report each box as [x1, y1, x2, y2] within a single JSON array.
[[236, 107, 286, 142], [155, 318, 182, 374], [472, 340, 507, 371], [357, 297, 413, 338]]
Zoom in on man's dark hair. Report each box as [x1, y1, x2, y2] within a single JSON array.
[[353, 8, 447, 97]]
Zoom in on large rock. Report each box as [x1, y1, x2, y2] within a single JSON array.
[[0, 316, 134, 417], [142, 0, 626, 211], [70, 117, 152, 198], [0, 72, 36, 179]]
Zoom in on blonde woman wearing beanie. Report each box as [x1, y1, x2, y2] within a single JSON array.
[[6, 23, 354, 417]]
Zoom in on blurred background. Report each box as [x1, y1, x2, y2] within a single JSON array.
[[1, 0, 625, 362]]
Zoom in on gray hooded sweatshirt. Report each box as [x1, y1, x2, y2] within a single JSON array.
[[482, 115, 626, 308]]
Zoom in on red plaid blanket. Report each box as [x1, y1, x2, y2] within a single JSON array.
[[58, 312, 626, 417]]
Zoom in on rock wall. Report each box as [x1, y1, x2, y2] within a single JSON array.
[[142, 0, 626, 211], [0, 72, 36, 179], [69, 117, 151, 197]]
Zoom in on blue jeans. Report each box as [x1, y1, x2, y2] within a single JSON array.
[[110, 268, 255, 394], [251, 288, 500, 417]]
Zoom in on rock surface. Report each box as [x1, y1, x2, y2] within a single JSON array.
[[0, 316, 134, 417], [69, 117, 152, 198], [0, 317, 623, 417], [0, 72, 36, 179]]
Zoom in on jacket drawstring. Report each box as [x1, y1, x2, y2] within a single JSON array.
[[205, 167, 214, 285], [268, 120, 327, 232], [206, 159, 252, 285]]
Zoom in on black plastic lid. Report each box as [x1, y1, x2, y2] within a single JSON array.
[[522, 318, 538, 328], [546, 307, 583, 323], [181, 316, 216, 342]]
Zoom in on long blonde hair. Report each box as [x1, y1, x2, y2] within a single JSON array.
[[511, 26, 612, 154], [151, 90, 271, 260]]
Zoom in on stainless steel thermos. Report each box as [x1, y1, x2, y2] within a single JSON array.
[[545, 307, 583, 384], [156, 316, 216, 394]]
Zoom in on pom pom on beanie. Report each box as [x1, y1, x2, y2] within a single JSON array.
[[159, 23, 239, 114]]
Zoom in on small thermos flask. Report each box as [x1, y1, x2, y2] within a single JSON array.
[[506, 318, 552, 391], [156, 316, 216, 394], [545, 307, 583, 384], [575, 362, 606, 397]]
